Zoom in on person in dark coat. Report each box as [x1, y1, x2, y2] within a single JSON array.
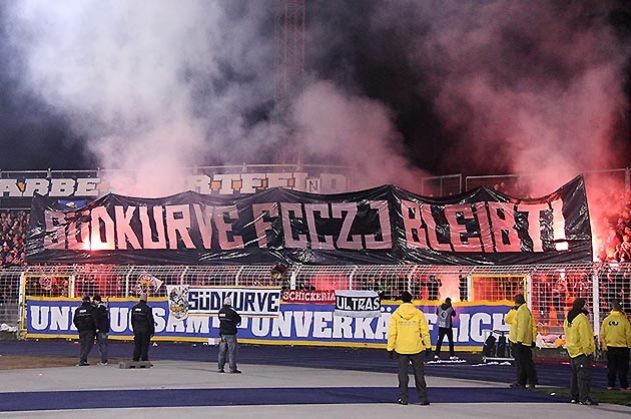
[[131, 294, 155, 362], [93, 295, 110, 365], [217, 297, 242, 373], [72, 295, 96, 366]]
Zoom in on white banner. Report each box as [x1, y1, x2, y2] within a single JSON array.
[[334, 290, 381, 318], [167, 285, 190, 321], [186, 287, 282, 317]]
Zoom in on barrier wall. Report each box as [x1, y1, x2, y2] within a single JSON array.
[[24, 297, 512, 351]]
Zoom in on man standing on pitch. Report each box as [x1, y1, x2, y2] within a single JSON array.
[[218, 297, 242, 373], [600, 300, 631, 391], [93, 295, 110, 366], [510, 294, 537, 389], [387, 291, 431, 406], [73, 295, 96, 366], [131, 294, 155, 362]]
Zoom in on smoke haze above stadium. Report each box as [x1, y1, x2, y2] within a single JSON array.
[[0, 0, 629, 196]]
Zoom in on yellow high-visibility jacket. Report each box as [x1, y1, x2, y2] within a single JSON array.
[[505, 306, 537, 344], [514, 304, 535, 346], [564, 312, 595, 358], [387, 303, 431, 354], [506, 308, 518, 343], [600, 310, 631, 349]]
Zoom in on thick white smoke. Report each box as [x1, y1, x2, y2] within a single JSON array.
[[6, 1, 283, 196], [5, 1, 627, 201], [292, 80, 427, 192], [6, 1, 426, 196]]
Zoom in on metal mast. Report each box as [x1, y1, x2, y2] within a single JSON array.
[[275, 0, 306, 166]]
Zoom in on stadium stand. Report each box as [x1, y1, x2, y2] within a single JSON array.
[[0, 210, 28, 268], [597, 191, 631, 263]]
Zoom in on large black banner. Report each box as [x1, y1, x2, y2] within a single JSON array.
[[26, 176, 593, 265]]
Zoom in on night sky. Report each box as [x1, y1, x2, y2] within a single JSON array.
[[0, 1, 629, 179]]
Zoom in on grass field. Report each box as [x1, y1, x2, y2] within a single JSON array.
[[536, 387, 631, 407]]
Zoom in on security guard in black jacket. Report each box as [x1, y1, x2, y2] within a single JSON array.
[[93, 295, 110, 365], [218, 297, 242, 373], [73, 295, 96, 366], [131, 294, 155, 362]]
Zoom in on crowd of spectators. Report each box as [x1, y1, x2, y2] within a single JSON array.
[[597, 191, 631, 263], [0, 210, 28, 268], [484, 178, 631, 263]]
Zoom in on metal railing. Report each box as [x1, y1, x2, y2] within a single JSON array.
[[4, 262, 629, 343], [465, 168, 630, 194]]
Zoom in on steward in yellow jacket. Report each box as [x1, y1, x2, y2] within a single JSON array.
[[387, 303, 431, 354], [563, 298, 597, 405], [386, 291, 430, 405], [601, 305, 631, 350], [564, 303, 595, 359], [600, 301, 630, 390], [506, 303, 537, 346], [506, 294, 537, 388]]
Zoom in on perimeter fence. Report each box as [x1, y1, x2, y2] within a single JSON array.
[[2, 262, 628, 346]]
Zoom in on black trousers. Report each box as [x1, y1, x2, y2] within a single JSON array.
[[514, 343, 537, 386], [435, 327, 455, 356], [396, 352, 428, 403], [606, 347, 630, 389], [570, 354, 593, 402], [78, 330, 95, 363], [133, 332, 151, 361]]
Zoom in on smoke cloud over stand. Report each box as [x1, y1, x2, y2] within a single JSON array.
[[365, 0, 629, 194], [5, 1, 428, 196], [3, 1, 628, 202]]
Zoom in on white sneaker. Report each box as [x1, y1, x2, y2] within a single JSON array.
[[97, 362, 108, 366], [449, 356, 459, 360]]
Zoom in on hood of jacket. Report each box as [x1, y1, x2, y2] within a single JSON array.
[[396, 303, 420, 320], [567, 307, 588, 324], [440, 302, 451, 310]]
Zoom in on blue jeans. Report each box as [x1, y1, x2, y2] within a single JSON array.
[[96, 332, 108, 363], [218, 334, 238, 372]]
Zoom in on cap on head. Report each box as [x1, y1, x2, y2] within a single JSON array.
[[93, 295, 102, 303], [140, 294, 148, 302], [82, 295, 91, 302], [400, 291, 413, 303], [223, 297, 232, 306], [514, 294, 526, 305]]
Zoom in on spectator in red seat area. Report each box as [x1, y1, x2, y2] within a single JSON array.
[[0, 210, 29, 268], [598, 189, 631, 263]]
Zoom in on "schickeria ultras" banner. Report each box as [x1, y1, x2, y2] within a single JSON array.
[[26, 176, 592, 265]]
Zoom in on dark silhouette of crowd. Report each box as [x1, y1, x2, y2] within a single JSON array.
[[0, 210, 28, 268]]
